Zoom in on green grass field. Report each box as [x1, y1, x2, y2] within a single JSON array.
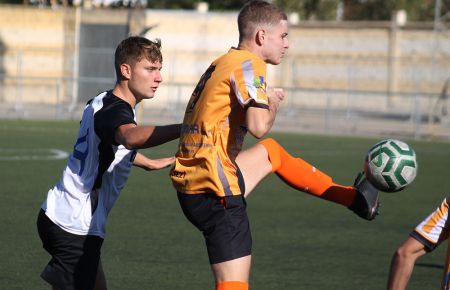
[[1, 119, 450, 290]]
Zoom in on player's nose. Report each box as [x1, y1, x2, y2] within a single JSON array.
[[155, 71, 163, 83]]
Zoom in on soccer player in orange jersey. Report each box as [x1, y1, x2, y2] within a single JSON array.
[[388, 196, 450, 290], [170, 1, 380, 289]]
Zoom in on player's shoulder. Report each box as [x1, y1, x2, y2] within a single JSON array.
[[213, 48, 265, 76], [218, 48, 262, 63], [100, 91, 133, 112]]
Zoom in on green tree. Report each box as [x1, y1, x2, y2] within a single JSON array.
[[343, 0, 396, 20], [275, 0, 449, 22], [275, 0, 339, 20], [147, 0, 196, 9], [147, 0, 246, 10], [343, 0, 450, 21], [0, 0, 24, 4], [207, 0, 247, 11]]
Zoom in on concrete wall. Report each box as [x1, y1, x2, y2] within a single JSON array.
[[139, 10, 449, 115], [0, 6, 65, 104], [0, 6, 449, 109], [0, 5, 145, 106]]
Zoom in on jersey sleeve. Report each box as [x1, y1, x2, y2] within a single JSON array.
[[95, 100, 137, 145], [230, 59, 269, 109]]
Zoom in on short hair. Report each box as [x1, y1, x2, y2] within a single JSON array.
[[114, 36, 162, 81], [238, 0, 287, 43]]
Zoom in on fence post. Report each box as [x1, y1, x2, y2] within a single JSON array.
[[14, 49, 24, 116]]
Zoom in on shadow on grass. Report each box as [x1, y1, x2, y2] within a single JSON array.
[[416, 263, 444, 269]]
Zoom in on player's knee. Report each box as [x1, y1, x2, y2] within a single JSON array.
[[394, 245, 414, 261], [259, 138, 282, 170]]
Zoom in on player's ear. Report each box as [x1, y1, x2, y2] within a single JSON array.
[[120, 63, 132, 80], [255, 29, 265, 46]]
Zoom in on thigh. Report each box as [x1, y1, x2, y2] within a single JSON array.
[[37, 209, 103, 290], [177, 193, 252, 265], [235, 143, 272, 197], [211, 255, 252, 283]]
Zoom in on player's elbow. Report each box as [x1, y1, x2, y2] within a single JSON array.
[[247, 123, 270, 139], [251, 130, 267, 139], [122, 141, 136, 150], [245, 107, 274, 138], [121, 138, 141, 150]]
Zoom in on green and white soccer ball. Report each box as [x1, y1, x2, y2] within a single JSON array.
[[364, 139, 418, 192]]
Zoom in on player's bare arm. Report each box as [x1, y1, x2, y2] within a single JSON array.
[[133, 152, 175, 171], [115, 123, 181, 150], [246, 87, 284, 138]]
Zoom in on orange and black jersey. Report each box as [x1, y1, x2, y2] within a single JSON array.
[[171, 48, 269, 197]]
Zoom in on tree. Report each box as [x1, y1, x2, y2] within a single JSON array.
[[343, 0, 450, 22], [275, 0, 339, 21], [0, 0, 24, 4], [147, 0, 246, 10], [275, 0, 449, 22]]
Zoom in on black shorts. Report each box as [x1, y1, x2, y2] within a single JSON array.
[[36, 209, 103, 290], [177, 193, 252, 264]]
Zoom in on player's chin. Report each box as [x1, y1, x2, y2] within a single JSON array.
[[266, 58, 281, 65], [143, 93, 155, 100]]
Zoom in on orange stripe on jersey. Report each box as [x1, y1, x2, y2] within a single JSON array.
[[415, 198, 449, 244], [171, 48, 269, 197]]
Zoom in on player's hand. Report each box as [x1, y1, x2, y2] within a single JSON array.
[[267, 87, 284, 111], [133, 152, 175, 171], [145, 156, 176, 170]]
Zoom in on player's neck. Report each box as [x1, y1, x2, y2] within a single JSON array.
[[238, 42, 263, 61], [112, 85, 137, 108]]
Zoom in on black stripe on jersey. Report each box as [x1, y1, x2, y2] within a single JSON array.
[[246, 99, 269, 110], [92, 91, 136, 196], [90, 189, 99, 214]]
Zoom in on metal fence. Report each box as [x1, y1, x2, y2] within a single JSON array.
[[2, 73, 448, 141], [136, 83, 450, 141], [1, 43, 450, 141], [1, 6, 450, 141]]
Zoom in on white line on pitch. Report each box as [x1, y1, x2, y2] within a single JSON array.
[[0, 149, 69, 161]]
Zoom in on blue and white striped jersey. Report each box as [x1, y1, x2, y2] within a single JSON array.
[[42, 91, 137, 238]]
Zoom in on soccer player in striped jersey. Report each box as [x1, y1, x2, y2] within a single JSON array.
[[37, 36, 180, 290], [388, 196, 450, 290], [170, 1, 380, 289]]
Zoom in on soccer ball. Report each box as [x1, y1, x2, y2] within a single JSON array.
[[364, 139, 418, 192]]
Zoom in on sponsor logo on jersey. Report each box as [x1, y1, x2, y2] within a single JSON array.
[[253, 76, 266, 92]]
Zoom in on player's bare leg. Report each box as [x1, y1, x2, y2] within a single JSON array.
[[212, 255, 251, 289], [235, 143, 273, 198]]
